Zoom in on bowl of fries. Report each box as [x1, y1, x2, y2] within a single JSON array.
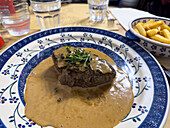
[[128, 17, 170, 57]]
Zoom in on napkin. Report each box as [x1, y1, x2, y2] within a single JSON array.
[[109, 8, 156, 30]]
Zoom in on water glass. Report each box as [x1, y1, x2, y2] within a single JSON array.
[[88, 0, 109, 22], [0, 0, 30, 36], [30, 0, 61, 31]]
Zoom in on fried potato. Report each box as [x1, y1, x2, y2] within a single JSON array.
[[161, 22, 170, 31], [149, 21, 163, 29], [157, 26, 161, 31], [133, 19, 170, 45], [150, 34, 170, 44], [134, 27, 140, 34], [163, 29, 170, 39], [143, 19, 154, 30], [146, 28, 159, 37], [158, 30, 164, 36], [136, 23, 146, 37]]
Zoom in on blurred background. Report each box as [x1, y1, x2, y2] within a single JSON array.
[[26, 0, 170, 18], [25, 0, 170, 19]]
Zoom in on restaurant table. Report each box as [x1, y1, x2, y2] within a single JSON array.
[[0, 3, 169, 128]]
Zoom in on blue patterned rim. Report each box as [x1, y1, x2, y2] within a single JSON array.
[[0, 27, 169, 128]]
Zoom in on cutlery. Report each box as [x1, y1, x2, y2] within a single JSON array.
[[162, 65, 170, 84], [106, 10, 115, 21]]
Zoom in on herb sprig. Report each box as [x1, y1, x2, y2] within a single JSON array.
[[64, 46, 91, 67]]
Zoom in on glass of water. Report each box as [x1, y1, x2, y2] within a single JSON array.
[[0, 0, 30, 36], [30, 0, 61, 31], [88, 0, 109, 22]]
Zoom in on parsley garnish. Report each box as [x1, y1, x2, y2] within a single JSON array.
[[64, 46, 91, 67]]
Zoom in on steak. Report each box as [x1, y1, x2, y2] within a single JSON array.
[[52, 47, 116, 88]]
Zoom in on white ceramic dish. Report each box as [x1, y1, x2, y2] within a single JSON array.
[[0, 27, 169, 128], [128, 17, 170, 57]]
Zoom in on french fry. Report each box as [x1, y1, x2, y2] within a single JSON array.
[[160, 22, 170, 31], [163, 29, 170, 39], [143, 19, 154, 30], [157, 26, 161, 31], [150, 34, 170, 44], [158, 30, 164, 36], [134, 27, 140, 34], [146, 28, 159, 37], [134, 19, 170, 45], [136, 23, 146, 37], [149, 21, 163, 29]]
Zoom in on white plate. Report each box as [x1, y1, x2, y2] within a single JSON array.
[[0, 27, 169, 128]]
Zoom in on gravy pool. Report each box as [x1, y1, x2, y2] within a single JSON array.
[[24, 48, 134, 128]]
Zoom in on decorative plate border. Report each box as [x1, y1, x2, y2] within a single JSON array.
[[0, 27, 169, 128]]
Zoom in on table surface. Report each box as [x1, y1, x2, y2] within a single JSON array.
[[0, 3, 169, 128]]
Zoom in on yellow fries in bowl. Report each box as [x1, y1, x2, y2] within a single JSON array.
[[133, 20, 170, 44], [128, 17, 170, 57]]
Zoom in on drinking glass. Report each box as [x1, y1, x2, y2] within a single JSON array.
[[88, 0, 109, 22], [30, 0, 61, 31], [0, 0, 30, 36]]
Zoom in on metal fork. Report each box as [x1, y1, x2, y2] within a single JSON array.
[[106, 10, 115, 21]]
